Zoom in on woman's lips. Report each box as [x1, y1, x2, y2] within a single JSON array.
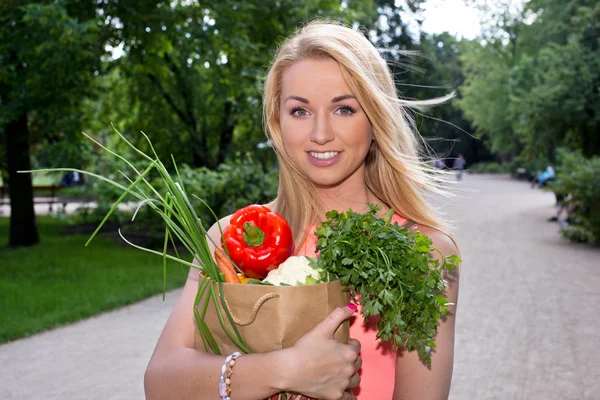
[[307, 151, 342, 167]]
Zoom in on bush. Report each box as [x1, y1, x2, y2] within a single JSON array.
[[550, 149, 600, 245], [512, 156, 551, 181], [66, 150, 279, 248], [114, 152, 279, 247], [468, 161, 513, 174], [178, 152, 279, 228], [560, 225, 596, 244]]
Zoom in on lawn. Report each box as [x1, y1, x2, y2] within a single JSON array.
[[1, 173, 61, 186], [0, 216, 189, 344]]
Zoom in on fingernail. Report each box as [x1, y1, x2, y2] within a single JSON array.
[[346, 303, 357, 312]]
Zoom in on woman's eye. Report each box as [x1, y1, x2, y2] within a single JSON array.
[[291, 108, 309, 117], [335, 106, 356, 116]]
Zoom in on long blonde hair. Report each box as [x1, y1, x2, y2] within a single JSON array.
[[263, 20, 453, 246]]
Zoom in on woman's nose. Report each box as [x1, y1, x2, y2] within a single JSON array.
[[310, 113, 335, 144]]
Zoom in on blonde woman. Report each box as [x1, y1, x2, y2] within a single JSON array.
[[145, 20, 460, 400]]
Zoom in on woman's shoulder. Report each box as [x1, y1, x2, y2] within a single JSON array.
[[411, 224, 459, 257]]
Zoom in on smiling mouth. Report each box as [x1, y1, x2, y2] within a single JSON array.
[[308, 151, 340, 160]]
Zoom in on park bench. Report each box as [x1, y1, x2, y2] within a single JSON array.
[[0, 184, 62, 216]]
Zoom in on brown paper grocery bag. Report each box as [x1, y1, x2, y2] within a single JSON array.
[[194, 279, 350, 355]]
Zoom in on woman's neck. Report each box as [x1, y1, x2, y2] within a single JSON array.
[[314, 181, 387, 220]]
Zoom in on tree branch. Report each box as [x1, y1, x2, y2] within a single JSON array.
[[146, 72, 190, 128], [163, 53, 199, 137]]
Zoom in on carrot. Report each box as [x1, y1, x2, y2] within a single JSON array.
[[238, 274, 251, 284], [214, 248, 241, 283]]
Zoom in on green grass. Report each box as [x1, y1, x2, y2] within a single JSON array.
[[0, 216, 189, 344], [32, 174, 59, 186], [1, 173, 61, 186]]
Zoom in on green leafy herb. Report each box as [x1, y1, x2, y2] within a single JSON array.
[[311, 205, 460, 366]]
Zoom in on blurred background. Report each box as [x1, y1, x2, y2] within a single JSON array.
[[1, 1, 599, 396]]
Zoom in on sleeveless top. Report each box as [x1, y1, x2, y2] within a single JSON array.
[[295, 213, 410, 399]]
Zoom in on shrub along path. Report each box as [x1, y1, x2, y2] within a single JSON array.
[[0, 174, 599, 399]]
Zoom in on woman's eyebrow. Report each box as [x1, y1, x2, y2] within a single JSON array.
[[284, 95, 309, 104], [284, 94, 356, 104], [331, 94, 355, 103]]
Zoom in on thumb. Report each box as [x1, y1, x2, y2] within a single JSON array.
[[313, 304, 357, 338]]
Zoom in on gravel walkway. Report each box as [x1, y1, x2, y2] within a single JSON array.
[[1, 174, 598, 399]]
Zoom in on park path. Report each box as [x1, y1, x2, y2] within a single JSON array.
[[448, 174, 600, 400], [1, 174, 599, 399]]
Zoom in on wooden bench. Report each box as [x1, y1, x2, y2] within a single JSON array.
[[0, 184, 62, 216]]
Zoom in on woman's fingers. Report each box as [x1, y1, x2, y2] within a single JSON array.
[[348, 372, 361, 389], [311, 306, 356, 339], [348, 338, 361, 354], [353, 355, 362, 371]]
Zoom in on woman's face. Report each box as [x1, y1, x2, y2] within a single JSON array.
[[279, 58, 373, 188]]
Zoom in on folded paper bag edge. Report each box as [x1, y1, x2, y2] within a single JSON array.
[[195, 279, 350, 354]]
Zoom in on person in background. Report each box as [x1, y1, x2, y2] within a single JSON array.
[[453, 154, 466, 181], [532, 165, 555, 188], [432, 158, 445, 169], [60, 171, 86, 188]]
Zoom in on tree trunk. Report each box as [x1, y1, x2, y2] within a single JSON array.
[[217, 101, 235, 165], [5, 111, 39, 247]]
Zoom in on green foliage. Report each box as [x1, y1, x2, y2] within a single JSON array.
[[29, 129, 273, 353], [456, 40, 517, 156], [1, 1, 109, 246], [312, 205, 460, 366], [372, 3, 487, 164], [457, 0, 600, 160], [0, 216, 188, 343], [130, 152, 277, 243], [509, 40, 599, 159], [74, 147, 278, 247], [510, 154, 551, 181], [178, 153, 279, 226], [551, 148, 600, 245], [95, 0, 378, 168], [560, 225, 596, 245], [405, 33, 487, 163], [0, 0, 106, 166], [468, 161, 513, 174]]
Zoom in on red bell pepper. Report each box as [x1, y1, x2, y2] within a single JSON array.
[[222, 205, 295, 279]]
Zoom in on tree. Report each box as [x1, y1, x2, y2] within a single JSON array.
[[457, 0, 600, 161], [369, 2, 486, 164], [97, 0, 378, 169], [455, 38, 518, 157], [1, 0, 379, 247], [508, 0, 600, 158], [0, 1, 106, 246], [408, 33, 487, 164]]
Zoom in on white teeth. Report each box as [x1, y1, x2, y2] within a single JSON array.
[[309, 151, 339, 160]]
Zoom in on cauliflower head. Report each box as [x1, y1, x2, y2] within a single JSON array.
[[262, 256, 323, 286]]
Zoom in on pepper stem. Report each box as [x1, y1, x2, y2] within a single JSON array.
[[243, 222, 264, 246]]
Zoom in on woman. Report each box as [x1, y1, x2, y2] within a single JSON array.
[[144, 20, 460, 400]]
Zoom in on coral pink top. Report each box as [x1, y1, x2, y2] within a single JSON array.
[[297, 213, 408, 399]]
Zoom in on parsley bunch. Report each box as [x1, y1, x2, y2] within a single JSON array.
[[311, 205, 460, 366]]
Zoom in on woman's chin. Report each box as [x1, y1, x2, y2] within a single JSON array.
[[309, 174, 351, 189]]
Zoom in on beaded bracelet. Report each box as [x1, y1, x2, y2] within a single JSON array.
[[219, 351, 243, 400]]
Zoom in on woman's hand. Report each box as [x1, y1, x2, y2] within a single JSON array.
[[277, 306, 362, 400]]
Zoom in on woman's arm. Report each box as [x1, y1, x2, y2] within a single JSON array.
[[144, 217, 361, 400], [393, 227, 461, 400], [144, 268, 291, 400]]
